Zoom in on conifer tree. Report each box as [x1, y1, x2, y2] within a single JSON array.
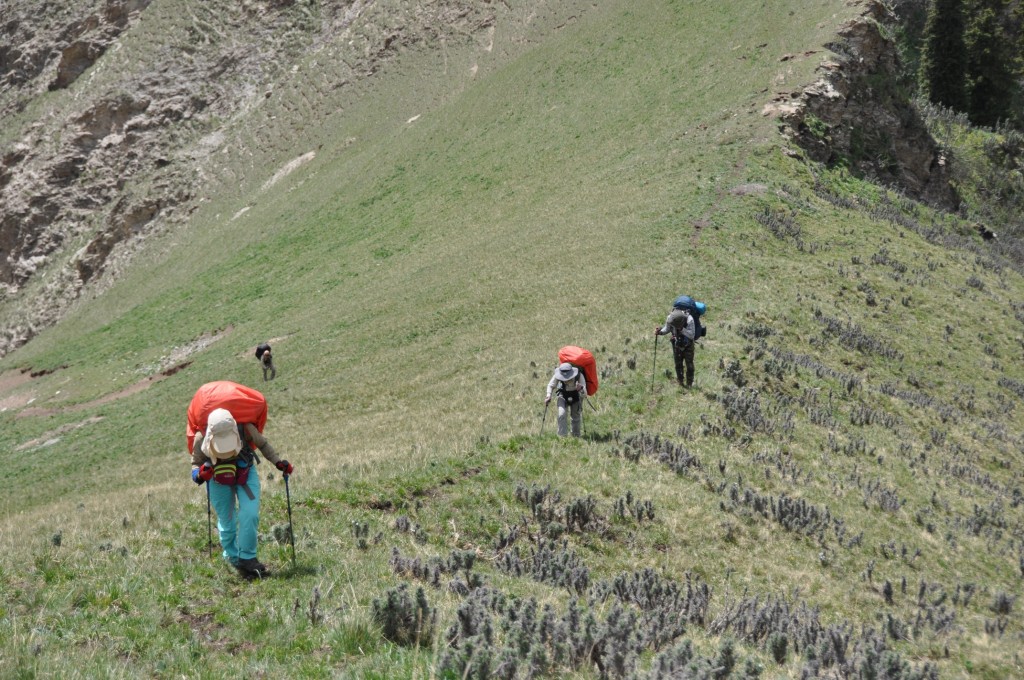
[[965, 0, 1019, 127], [919, 0, 969, 112]]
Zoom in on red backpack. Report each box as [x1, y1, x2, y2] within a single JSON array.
[[186, 381, 268, 454], [558, 346, 598, 396]]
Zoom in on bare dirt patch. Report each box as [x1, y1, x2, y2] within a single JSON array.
[[0, 368, 36, 411], [10, 327, 229, 418], [151, 327, 230, 374], [17, 362, 190, 418], [730, 183, 768, 196], [261, 151, 316, 191], [16, 416, 105, 452]]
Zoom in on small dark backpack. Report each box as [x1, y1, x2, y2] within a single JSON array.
[[255, 343, 271, 359]]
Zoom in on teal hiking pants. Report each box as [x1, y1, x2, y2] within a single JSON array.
[[209, 470, 261, 563]]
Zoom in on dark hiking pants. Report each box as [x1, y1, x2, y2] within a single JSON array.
[[672, 339, 694, 387]]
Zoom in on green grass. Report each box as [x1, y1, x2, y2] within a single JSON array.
[[2, 0, 1024, 677]]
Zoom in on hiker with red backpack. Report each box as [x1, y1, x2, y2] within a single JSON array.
[[187, 381, 293, 578], [544, 347, 599, 438], [655, 296, 706, 389]]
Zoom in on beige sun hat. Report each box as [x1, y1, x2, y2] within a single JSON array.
[[201, 408, 241, 461]]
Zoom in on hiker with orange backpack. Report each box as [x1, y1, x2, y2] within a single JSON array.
[[187, 381, 293, 578], [543, 346, 599, 437]]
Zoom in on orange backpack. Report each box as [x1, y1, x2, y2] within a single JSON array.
[[558, 346, 598, 396], [186, 381, 268, 454]]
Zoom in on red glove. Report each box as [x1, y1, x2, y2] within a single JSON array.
[[276, 460, 294, 475], [192, 463, 214, 484]]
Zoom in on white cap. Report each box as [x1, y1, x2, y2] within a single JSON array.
[[203, 408, 241, 458]]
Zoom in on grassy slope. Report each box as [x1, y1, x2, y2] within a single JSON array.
[[2, 0, 1023, 677]]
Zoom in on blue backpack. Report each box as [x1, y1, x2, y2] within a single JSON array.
[[673, 296, 707, 339]]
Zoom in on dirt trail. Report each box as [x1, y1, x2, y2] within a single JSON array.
[[0, 369, 35, 411], [16, 362, 189, 419]]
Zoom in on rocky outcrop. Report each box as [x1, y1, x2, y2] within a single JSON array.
[[774, 1, 956, 209], [0, 0, 513, 358], [1, 1, 151, 108]]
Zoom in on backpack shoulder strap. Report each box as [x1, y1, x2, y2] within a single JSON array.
[[237, 423, 257, 459]]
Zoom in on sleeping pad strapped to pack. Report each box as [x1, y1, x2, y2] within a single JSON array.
[[558, 346, 598, 396], [673, 295, 706, 317], [186, 380, 268, 454]]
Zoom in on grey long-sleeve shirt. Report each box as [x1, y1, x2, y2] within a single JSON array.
[[546, 371, 587, 399], [658, 308, 694, 341]]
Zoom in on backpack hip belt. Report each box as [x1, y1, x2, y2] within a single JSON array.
[[557, 386, 581, 404]]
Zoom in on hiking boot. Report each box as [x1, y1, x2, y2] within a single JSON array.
[[235, 557, 269, 578]]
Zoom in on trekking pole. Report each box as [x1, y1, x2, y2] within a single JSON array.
[[284, 473, 296, 567], [205, 481, 213, 558], [540, 400, 550, 435], [651, 334, 659, 392]]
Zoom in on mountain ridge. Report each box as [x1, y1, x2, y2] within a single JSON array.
[[1, 1, 1022, 677]]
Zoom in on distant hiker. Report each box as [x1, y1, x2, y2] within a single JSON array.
[[656, 305, 696, 388], [261, 349, 276, 381], [545, 362, 587, 437], [187, 382, 293, 579], [975, 223, 996, 240], [256, 342, 276, 381]]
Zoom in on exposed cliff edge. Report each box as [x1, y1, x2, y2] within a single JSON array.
[[767, 1, 956, 209]]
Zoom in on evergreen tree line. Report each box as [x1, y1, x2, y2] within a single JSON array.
[[915, 0, 1023, 129]]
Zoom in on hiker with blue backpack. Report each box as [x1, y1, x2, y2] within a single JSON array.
[[655, 296, 706, 388]]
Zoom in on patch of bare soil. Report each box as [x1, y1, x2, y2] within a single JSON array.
[[9, 327, 228, 418], [17, 362, 191, 418], [730, 183, 768, 196], [155, 327, 230, 374], [15, 415, 105, 451], [0, 369, 35, 411]]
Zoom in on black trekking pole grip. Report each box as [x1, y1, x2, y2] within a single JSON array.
[[284, 474, 296, 567]]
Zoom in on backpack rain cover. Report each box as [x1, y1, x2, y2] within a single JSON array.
[[186, 380, 268, 454], [558, 346, 598, 396]]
